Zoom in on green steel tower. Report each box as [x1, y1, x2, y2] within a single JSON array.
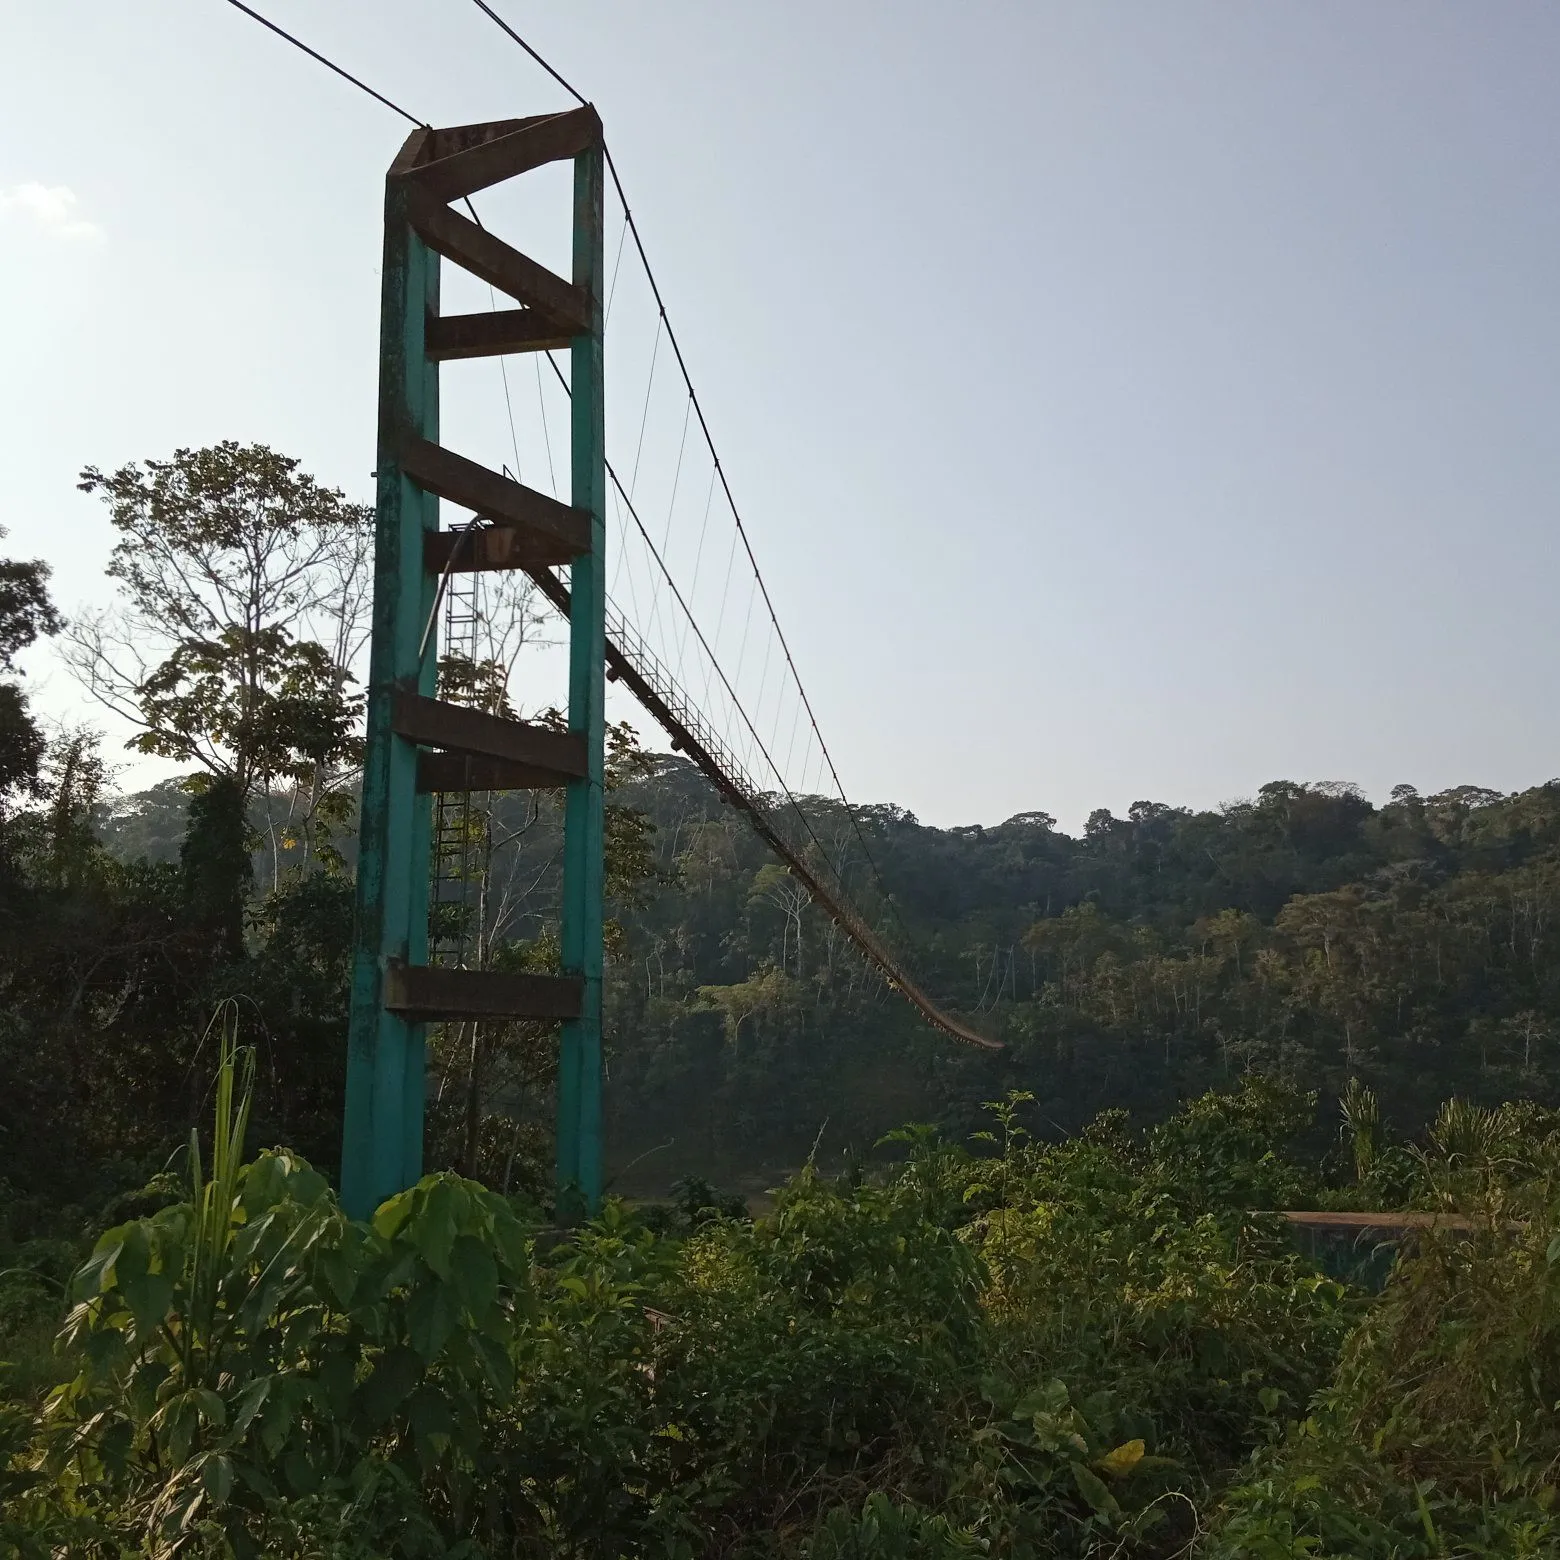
[[341, 108, 606, 1222]]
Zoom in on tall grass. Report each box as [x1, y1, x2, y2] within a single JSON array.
[[182, 1004, 255, 1384]]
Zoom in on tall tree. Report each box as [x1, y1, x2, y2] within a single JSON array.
[[62, 443, 371, 865], [0, 527, 63, 801]]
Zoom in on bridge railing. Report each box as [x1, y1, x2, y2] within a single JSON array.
[[579, 580, 1001, 1053]]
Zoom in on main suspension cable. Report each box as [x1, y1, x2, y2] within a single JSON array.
[[217, 0, 427, 127], [462, 0, 918, 947]]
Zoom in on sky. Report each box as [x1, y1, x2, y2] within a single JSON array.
[[3, 1, 1559, 832]]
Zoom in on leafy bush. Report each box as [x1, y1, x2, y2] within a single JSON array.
[[1143, 1078, 1322, 1217], [644, 1167, 986, 1542], [1208, 1101, 1560, 1558], [16, 1063, 1560, 1558], [805, 1493, 980, 1558], [10, 1031, 537, 1557]]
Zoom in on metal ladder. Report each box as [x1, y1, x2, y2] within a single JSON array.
[[430, 535, 489, 970]]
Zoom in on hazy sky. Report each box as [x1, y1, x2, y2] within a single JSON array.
[[4, 2, 1558, 831]]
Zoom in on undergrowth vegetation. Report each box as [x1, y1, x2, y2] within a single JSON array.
[[5, 1049, 1560, 1557]]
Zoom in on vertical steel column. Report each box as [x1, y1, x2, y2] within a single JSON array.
[[345, 111, 604, 1222], [342, 153, 440, 1221], [556, 144, 607, 1214]]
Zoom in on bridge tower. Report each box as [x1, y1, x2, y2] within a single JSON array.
[[340, 108, 606, 1221]]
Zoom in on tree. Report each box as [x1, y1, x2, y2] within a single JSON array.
[[0, 528, 63, 800], [749, 862, 811, 977], [0, 685, 46, 804], [697, 965, 799, 1053], [63, 443, 371, 858], [179, 776, 253, 961]]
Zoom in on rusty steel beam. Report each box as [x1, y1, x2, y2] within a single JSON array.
[[423, 522, 575, 576], [421, 115, 551, 162], [401, 435, 589, 557], [403, 187, 591, 332], [410, 106, 603, 203], [384, 964, 583, 1022], [416, 752, 568, 793], [425, 307, 574, 361], [392, 691, 588, 775]]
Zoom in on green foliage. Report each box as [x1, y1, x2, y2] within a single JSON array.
[[0, 536, 61, 675], [662, 1168, 985, 1506], [1144, 1077, 1321, 1216], [1204, 1104, 1560, 1557], [0, 684, 47, 802], [806, 1494, 981, 1559], [1339, 1077, 1381, 1182], [0, 526, 60, 800], [17, 1028, 536, 1557], [136, 624, 362, 792], [70, 442, 368, 817], [17, 1055, 1560, 1557], [634, 1177, 747, 1239], [604, 767, 1560, 1177], [180, 776, 254, 962]]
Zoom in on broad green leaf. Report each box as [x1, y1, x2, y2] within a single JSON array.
[[406, 1384, 454, 1470], [203, 1452, 234, 1506], [283, 1446, 322, 1495], [279, 1308, 324, 1358], [114, 1224, 151, 1292], [241, 1154, 285, 1216], [83, 1327, 128, 1380], [235, 1455, 278, 1501], [163, 1394, 198, 1465], [407, 1278, 460, 1361], [316, 1349, 357, 1419], [72, 1233, 126, 1301], [1096, 1438, 1145, 1477], [284, 1159, 330, 1208], [259, 1378, 302, 1456], [318, 1242, 362, 1308], [98, 1417, 134, 1477], [356, 1344, 422, 1426], [373, 1189, 417, 1242], [122, 1270, 174, 1340], [469, 1331, 516, 1396], [410, 1180, 459, 1279], [1072, 1460, 1119, 1517], [192, 1387, 227, 1428], [489, 1206, 534, 1278], [231, 1376, 271, 1437], [1013, 1379, 1072, 1419], [449, 1234, 498, 1316], [237, 1256, 296, 1338]]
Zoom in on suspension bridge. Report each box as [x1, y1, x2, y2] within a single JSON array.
[[217, 0, 999, 1222]]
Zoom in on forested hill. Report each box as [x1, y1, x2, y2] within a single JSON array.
[[5, 446, 1552, 1213], [75, 764, 1560, 1188], [600, 766, 1560, 1173]]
